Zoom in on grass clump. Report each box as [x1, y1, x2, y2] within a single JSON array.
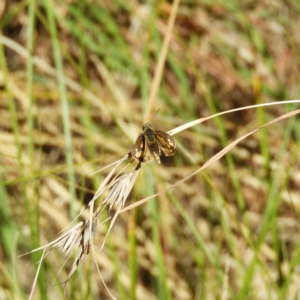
[[1, 0, 300, 299]]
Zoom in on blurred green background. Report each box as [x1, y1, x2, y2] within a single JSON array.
[[1, 0, 300, 299]]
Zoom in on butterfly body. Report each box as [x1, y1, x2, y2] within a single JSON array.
[[143, 124, 156, 142], [131, 123, 176, 164]]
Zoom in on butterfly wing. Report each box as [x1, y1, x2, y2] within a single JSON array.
[[131, 134, 154, 163], [155, 131, 176, 157]]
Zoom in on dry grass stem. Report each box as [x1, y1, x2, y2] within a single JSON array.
[[144, 0, 180, 122]]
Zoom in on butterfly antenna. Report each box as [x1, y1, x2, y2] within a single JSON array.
[[151, 109, 160, 121], [125, 120, 142, 126]]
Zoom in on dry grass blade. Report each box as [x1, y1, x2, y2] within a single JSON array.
[[28, 248, 46, 300], [168, 100, 300, 136], [91, 154, 130, 176]]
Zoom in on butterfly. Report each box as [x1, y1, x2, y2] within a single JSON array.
[[131, 123, 176, 164]]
